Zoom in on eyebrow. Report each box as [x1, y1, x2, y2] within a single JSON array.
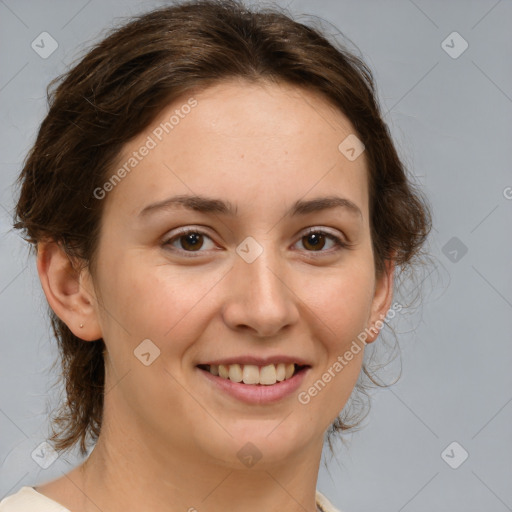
[[138, 194, 363, 219]]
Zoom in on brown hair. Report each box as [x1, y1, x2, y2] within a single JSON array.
[[14, 0, 432, 457]]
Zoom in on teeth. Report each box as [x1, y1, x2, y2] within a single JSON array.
[[260, 364, 277, 385], [228, 363, 243, 382], [206, 362, 301, 385], [219, 364, 229, 379], [276, 363, 286, 382], [242, 364, 260, 385], [285, 363, 295, 379]]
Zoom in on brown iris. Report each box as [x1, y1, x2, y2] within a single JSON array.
[[301, 232, 326, 251], [180, 232, 204, 251]]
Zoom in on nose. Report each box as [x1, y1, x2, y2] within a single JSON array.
[[221, 244, 300, 338]]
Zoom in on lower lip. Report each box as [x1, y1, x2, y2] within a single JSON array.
[[197, 366, 310, 405]]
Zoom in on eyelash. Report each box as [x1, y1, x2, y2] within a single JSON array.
[[162, 227, 352, 257]]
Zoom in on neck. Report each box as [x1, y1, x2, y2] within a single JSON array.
[[68, 417, 324, 512]]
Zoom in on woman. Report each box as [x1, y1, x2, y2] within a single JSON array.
[[1, 0, 431, 510]]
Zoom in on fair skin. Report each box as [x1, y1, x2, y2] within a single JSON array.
[[35, 79, 394, 512]]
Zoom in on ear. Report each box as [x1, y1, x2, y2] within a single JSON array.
[[36, 240, 102, 341], [364, 257, 396, 344]]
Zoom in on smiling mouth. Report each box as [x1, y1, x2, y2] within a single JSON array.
[[197, 363, 308, 385]]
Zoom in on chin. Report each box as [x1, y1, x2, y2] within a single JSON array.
[[195, 420, 318, 469]]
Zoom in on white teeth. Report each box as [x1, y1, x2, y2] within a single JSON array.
[[242, 364, 260, 385], [276, 363, 286, 381], [275, 363, 286, 381], [260, 364, 277, 385], [228, 363, 243, 382], [285, 363, 295, 379], [218, 364, 229, 379], [205, 362, 302, 385]]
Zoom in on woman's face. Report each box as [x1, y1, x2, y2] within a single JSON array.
[[86, 80, 393, 468]]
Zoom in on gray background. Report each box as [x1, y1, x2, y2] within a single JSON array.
[[1, 1, 511, 511]]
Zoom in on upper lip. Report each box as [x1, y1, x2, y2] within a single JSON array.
[[197, 355, 311, 367]]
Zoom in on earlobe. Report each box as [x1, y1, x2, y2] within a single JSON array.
[[365, 257, 396, 344], [36, 240, 102, 341]]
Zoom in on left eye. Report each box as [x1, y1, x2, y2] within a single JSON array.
[[163, 228, 348, 255], [298, 229, 348, 252]]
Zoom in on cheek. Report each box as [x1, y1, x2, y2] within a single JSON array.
[[95, 254, 220, 350], [302, 265, 373, 407], [304, 289, 368, 424], [308, 264, 375, 342]]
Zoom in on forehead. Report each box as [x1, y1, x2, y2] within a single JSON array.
[[103, 79, 369, 222]]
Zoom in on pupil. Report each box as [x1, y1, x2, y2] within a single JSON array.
[[305, 233, 324, 250], [183, 233, 202, 250], [180, 232, 326, 252]]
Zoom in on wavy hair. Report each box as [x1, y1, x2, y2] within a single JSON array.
[[14, 0, 433, 456]]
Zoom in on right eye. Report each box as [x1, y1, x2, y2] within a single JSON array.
[[162, 228, 217, 255]]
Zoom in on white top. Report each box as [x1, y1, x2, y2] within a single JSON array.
[[0, 487, 69, 512], [0, 486, 342, 512]]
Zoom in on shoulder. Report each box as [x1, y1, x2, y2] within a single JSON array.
[[0, 486, 70, 512], [316, 489, 344, 512]]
